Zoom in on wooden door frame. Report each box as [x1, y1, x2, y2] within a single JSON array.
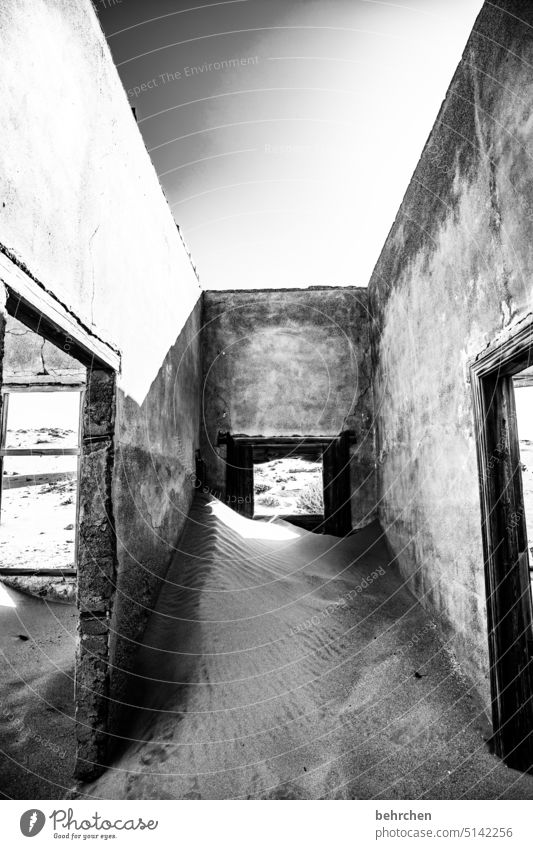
[[470, 321, 533, 771], [225, 434, 254, 519], [322, 431, 352, 536], [0, 260, 119, 781], [220, 433, 352, 535]]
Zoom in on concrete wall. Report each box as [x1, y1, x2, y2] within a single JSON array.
[[201, 288, 375, 528], [3, 314, 84, 380], [0, 0, 202, 755], [109, 298, 202, 726], [369, 0, 533, 710]]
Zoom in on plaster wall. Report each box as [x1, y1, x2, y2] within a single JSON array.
[[3, 314, 84, 379], [0, 0, 203, 741], [369, 0, 533, 710], [201, 288, 375, 528], [0, 0, 201, 404]]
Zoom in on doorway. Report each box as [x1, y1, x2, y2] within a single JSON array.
[[0, 283, 118, 781], [471, 325, 533, 771], [220, 433, 352, 535], [0, 387, 82, 575], [513, 370, 533, 592], [253, 455, 324, 521]]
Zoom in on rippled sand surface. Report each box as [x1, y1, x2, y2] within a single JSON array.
[[82, 496, 533, 800]]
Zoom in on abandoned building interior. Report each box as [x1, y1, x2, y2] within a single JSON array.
[[3, 0, 533, 800]]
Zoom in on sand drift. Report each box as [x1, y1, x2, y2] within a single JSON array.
[[82, 496, 527, 800]]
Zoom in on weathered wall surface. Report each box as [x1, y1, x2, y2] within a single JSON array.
[[0, 0, 201, 404], [109, 299, 202, 727], [3, 314, 84, 380], [0, 0, 202, 747], [201, 288, 375, 528], [369, 0, 533, 710]]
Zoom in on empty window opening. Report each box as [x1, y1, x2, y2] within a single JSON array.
[[253, 457, 324, 518], [0, 390, 82, 572]]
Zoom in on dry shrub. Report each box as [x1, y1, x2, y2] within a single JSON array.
[[295, 479, 324, 513], [257, 494, 280, 508]]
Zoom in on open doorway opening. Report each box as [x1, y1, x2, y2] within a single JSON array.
[[513, 370, 533, 593], [0, 298, 117, 788], [221, 433, 352, 535], [0, 389, 82, 574], [253, 447, 325, 531], [471, 329, 533, 772], [253, 456, 324, 519]]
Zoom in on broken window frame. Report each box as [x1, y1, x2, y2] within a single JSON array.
[[0, 381, 85, 576]]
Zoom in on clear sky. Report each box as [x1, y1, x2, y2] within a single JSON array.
[[95, 0, 484, 290]]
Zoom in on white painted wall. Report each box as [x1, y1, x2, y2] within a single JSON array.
[[0, 0, 201, 403]]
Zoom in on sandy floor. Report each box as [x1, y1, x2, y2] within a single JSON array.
[[78, 495, 533, 800], [0, 583, 77, 798]]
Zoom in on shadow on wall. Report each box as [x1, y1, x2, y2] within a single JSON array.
[[107, 299, 202, 740]]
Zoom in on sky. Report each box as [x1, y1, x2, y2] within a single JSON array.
[[95, 0, 484, 290]]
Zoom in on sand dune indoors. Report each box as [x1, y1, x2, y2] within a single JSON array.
[[80, 497, 533, 800]]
